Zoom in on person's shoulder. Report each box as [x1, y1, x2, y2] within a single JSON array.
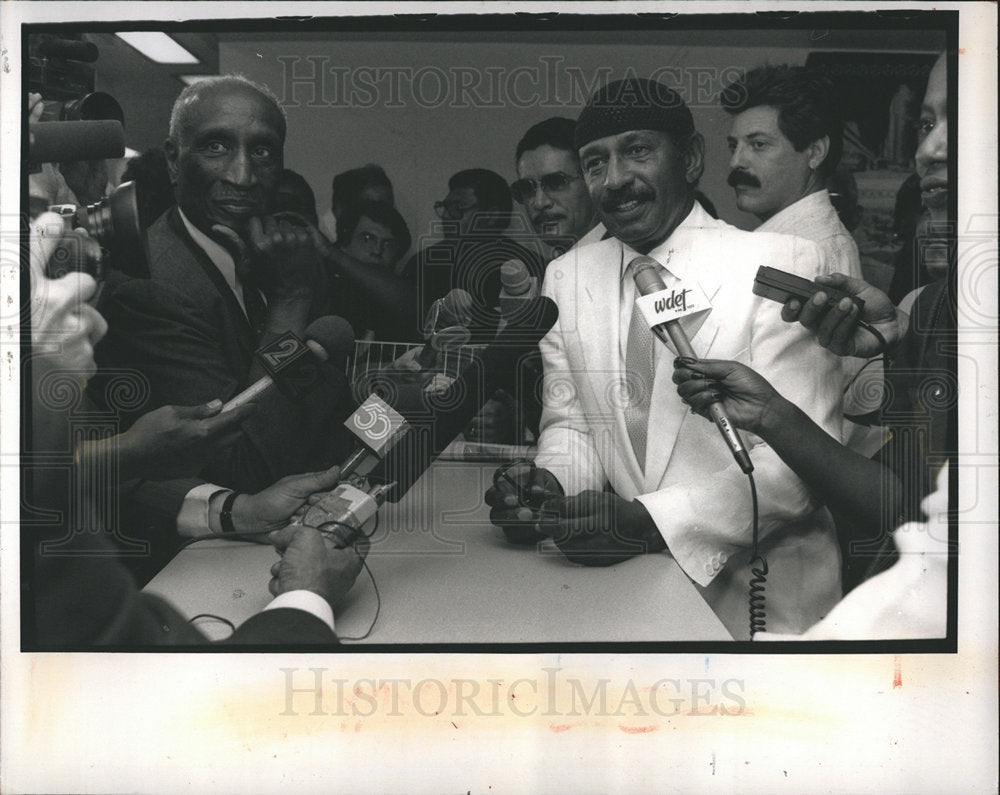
[[737, 228, 825, 275]]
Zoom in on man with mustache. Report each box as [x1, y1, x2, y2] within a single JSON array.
[[673, 52, 954, 623], [721, 65, 862, 282], [513, 116, 604, 260], [94, 76, 353, 571], [486, 78, 845, 639], [722, 65, 876, 452]]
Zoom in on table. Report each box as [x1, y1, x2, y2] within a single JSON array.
[[144, 462, 731, 643]]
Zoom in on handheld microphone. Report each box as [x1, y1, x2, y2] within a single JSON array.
[[372, 296, 559, 500], [631, 256, 753, 474], [415, 288, 473, 369], [29, 120, 126, 164], [221, 315, 355, 412], [498, 259, 539, 322]]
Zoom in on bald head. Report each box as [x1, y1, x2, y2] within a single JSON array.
[[169, 75, 286, 145]]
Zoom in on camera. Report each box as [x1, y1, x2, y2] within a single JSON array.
[[28, 33, 124, 124], [48, 181, 150, 279]]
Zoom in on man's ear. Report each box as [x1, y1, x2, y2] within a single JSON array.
[[807, 136, 830, 172], [684, 133, 705, 184], [163, 137, 179, 186]]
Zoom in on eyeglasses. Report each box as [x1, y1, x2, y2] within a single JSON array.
[[434, 200, 478, 220], [510, 172, 582, 205], [356, 230, 397, 254]]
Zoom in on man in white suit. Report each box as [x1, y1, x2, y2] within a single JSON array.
[[486, 78, 845, 639]]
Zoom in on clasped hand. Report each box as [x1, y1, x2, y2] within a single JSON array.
[[486, 463, 663, 566], [211, 213, 326, 299]]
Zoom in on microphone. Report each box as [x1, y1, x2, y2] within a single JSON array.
[[415, 288, 473, 369], [498, 259, 539, 325], [372, 296, 559, 500], [29, 120, 126, 164], [631, 256, 753, 474], [221, 315, 355, 412]]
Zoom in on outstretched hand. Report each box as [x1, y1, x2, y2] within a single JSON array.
[[94, 399, 257, 481], [233, 465, 343, 535], [672, 358, 786, 436], [780, 273, 904, 358]]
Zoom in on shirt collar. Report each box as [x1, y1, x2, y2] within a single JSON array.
[[618, 201, 711, 284], [177, 208, 238, 289]]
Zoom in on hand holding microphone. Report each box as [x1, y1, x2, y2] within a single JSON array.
[[631, 256, 753, 474], [672, 359, 784, 437], [222, 315, 355, 412]]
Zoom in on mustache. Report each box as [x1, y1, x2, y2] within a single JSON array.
[[601, 187, 654, 212], [727, 170, 760, 189]]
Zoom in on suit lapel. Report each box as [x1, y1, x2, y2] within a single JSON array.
[[643, 231, 724, 491], [573, 242, 646, 486], [167, 209, 256, 358]]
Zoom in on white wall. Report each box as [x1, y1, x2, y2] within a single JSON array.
[[222, 40, 822, 245]]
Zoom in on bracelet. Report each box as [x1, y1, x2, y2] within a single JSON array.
[[220, 491, 240, 534]]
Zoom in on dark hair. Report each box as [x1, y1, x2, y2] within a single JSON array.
[[331, 164, 394, 214], [515, 117, 579, 163], [720, 65, 842, 178], [277, 168, 318, 226], [121, 147, 175, 227], [337, 199, 411, 259], [448, 168, 512, 227]]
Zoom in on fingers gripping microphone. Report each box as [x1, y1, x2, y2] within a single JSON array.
[[631, 256, 753, 474], [222, 315, 355, 412]]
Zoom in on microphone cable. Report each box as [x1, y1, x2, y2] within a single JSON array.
[[746, 470, 768, 639], [179, 514, 382, 641]]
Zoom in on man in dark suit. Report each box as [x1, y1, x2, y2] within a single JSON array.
[[27, 213, 365, 649], [96, 75, 351, 492], [92, 76, 355, 570]]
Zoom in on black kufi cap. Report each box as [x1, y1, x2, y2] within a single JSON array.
[[575, 77, 695, 151]]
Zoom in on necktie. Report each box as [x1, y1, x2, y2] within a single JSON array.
[[241, 280, 267, 338], [232, 251, 266, 338], [624, 264, 657, 471]]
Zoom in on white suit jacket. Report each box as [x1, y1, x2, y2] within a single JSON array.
[[535, 203, 844, 638]]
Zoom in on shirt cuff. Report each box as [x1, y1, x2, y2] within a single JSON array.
[[265, 591, 335, 633], [177, 483, 228, 538]]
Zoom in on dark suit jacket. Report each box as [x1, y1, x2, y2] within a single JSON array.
[[28, 520, 337, 649], [91, 209, 354, 572]]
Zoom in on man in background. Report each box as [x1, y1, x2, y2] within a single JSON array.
[[401, 168, 545, 340], [722, 65, 862, 281], [512, 117, 603, 260], [722, 64, 877, 452], [319, 163, 394, 243]]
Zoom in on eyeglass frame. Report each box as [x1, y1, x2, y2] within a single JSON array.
[[510, 171, 583, 205], [434, 199, 479, 220]]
